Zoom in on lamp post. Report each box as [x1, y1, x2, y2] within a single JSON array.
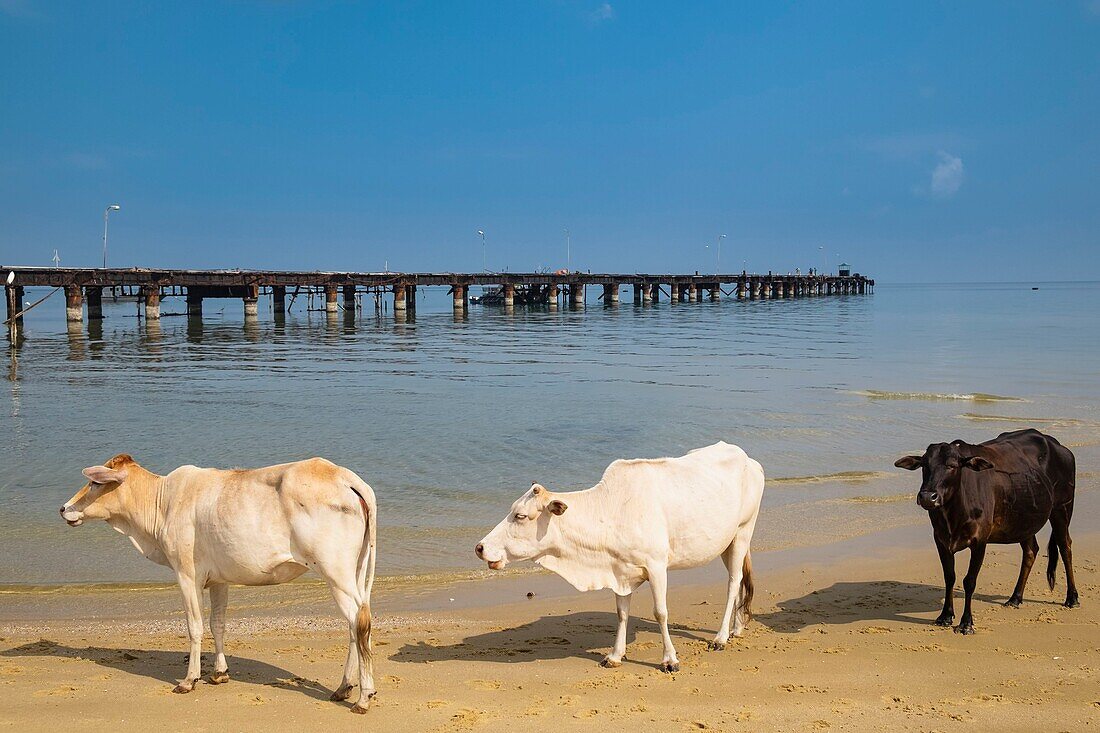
[[102, 204, 120, 269], [477, 230, 485, 272], [716, 234, 726, 273]]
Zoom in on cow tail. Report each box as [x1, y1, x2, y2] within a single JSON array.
[[349, 482, 376, 668], [737, 551, 754, 624], [1046, 532, 1059, 591]]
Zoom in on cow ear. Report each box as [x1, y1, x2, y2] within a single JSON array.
[[82, 466, 128, 485], [894, 456, 922, 471], [963, 456, 993, 472], [547, 499, 568, 516]]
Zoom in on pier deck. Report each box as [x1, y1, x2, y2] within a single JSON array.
[[4, 267, 874, 332]]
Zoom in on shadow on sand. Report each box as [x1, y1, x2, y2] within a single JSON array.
[[754, 579, 1059, 633], [392, 610, 707, 670], [0, 639, 332, 700]]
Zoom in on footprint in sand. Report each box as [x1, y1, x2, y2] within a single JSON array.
[[466, 679, 502, 691], [34, 685, 79, 697], [426, 699, 448, 709]]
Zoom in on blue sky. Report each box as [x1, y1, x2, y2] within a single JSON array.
[[1, 1, 1098, 282]]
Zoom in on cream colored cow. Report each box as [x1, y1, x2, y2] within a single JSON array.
[[476, 442, 764, 672], [60, 454, 378, 714]]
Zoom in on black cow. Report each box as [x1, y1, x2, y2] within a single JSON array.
[[895, 429, 1078, 634]]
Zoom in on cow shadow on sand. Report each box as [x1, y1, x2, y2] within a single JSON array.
[[0, 639, 331, 700], [753, 579, 1055, 633], [392, 611, 704, 670]]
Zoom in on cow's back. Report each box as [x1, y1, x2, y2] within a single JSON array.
[[602, 442, 764, 569], [982, 429, 1075, 503]]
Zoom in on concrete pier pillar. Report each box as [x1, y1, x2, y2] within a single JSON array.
[[602, 283, 615, 303], [85, 287, 103, 320], [272, 286, 286, 313], [503, 283, 515, 307], [669, 283, 679, 302], [243, 285, 260, 318], [633, 283, 643, 304], [548, 284, 559, 309], [186, 291, 203, 317], [65, 284, 83, 322], [692, 284, 702, 302], [143, 286, 161, 320], [736, 280, 746, 299], [710, 285, 720, 301], [642, 284, 653, 303], [325, 285, 338, 313], [452, 284, 467, 310], [342, 284, 357, 313], [393, 283, 406, 312], [570, 284, 585, 306]]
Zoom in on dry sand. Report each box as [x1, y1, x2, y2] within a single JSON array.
[[1, 524, 1097, 732]]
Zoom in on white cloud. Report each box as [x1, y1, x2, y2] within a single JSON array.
[[589, 3, 615, 24], [930, 151, 964, 198]]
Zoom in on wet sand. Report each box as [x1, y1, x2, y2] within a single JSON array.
[[2, 524, 1097, 732]]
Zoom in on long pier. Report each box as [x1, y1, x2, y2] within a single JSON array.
[[4, 267, 873, 329]]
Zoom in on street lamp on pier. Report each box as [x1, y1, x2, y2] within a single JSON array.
[[102, 204, 120, 269]]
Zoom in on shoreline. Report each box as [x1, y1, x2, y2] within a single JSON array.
[[1, 521, 1096, 731]]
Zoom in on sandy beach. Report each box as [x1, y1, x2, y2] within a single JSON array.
[[2, 521, 1096, 732]]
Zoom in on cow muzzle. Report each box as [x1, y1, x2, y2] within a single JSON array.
[[474, 543, 506, 570], [60, 505, 84, 526], [917, 491, 941, 510]]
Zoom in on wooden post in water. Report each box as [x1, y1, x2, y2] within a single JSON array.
[[325, 285, 338, 313], [143, 285, 160, 320], [6, 284, 23, 341], [272, 285, 286, 313], [243, 285, 260, 318], [65, 284, 83, 322], [85, 287, 103, 320]]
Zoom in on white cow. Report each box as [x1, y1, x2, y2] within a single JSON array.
[[476, 441, 764, 672], [60, 454, 379, 714]]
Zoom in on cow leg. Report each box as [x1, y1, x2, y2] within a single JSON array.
[[601, 592, 631, 668], [173, 573, 205, 693], [327, 584, 375, 713], [648, 564, 679, 673], [710, 540, 746, 650], [934, 538, 956, 627], [955, 543, 986, 635], [1004, 536, 1038, 608], [1051, 505, 1080, 608], [208, 582, 230, 683]]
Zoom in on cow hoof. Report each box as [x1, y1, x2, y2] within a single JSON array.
[[1003, 598, 1022, 609], [350, 691, 376, 715], [659, 661, 680, 674], [330, 685, 355, 702], [208, 671, 230, 685], [953, 623, 975, 636], [600, 657, 622, 668], [933, 614, 954, 627], [172, 681, 195, 694], [1064, 598, 1080, 609], [706, 641, 726, 652]]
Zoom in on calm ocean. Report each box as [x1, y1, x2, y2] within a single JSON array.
[[2, 282, 1098, 585]]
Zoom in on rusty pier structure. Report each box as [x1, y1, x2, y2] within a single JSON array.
[[3, 267, 874, 334]]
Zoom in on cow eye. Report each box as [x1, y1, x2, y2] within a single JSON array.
[[514, 513, 528, 521]]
